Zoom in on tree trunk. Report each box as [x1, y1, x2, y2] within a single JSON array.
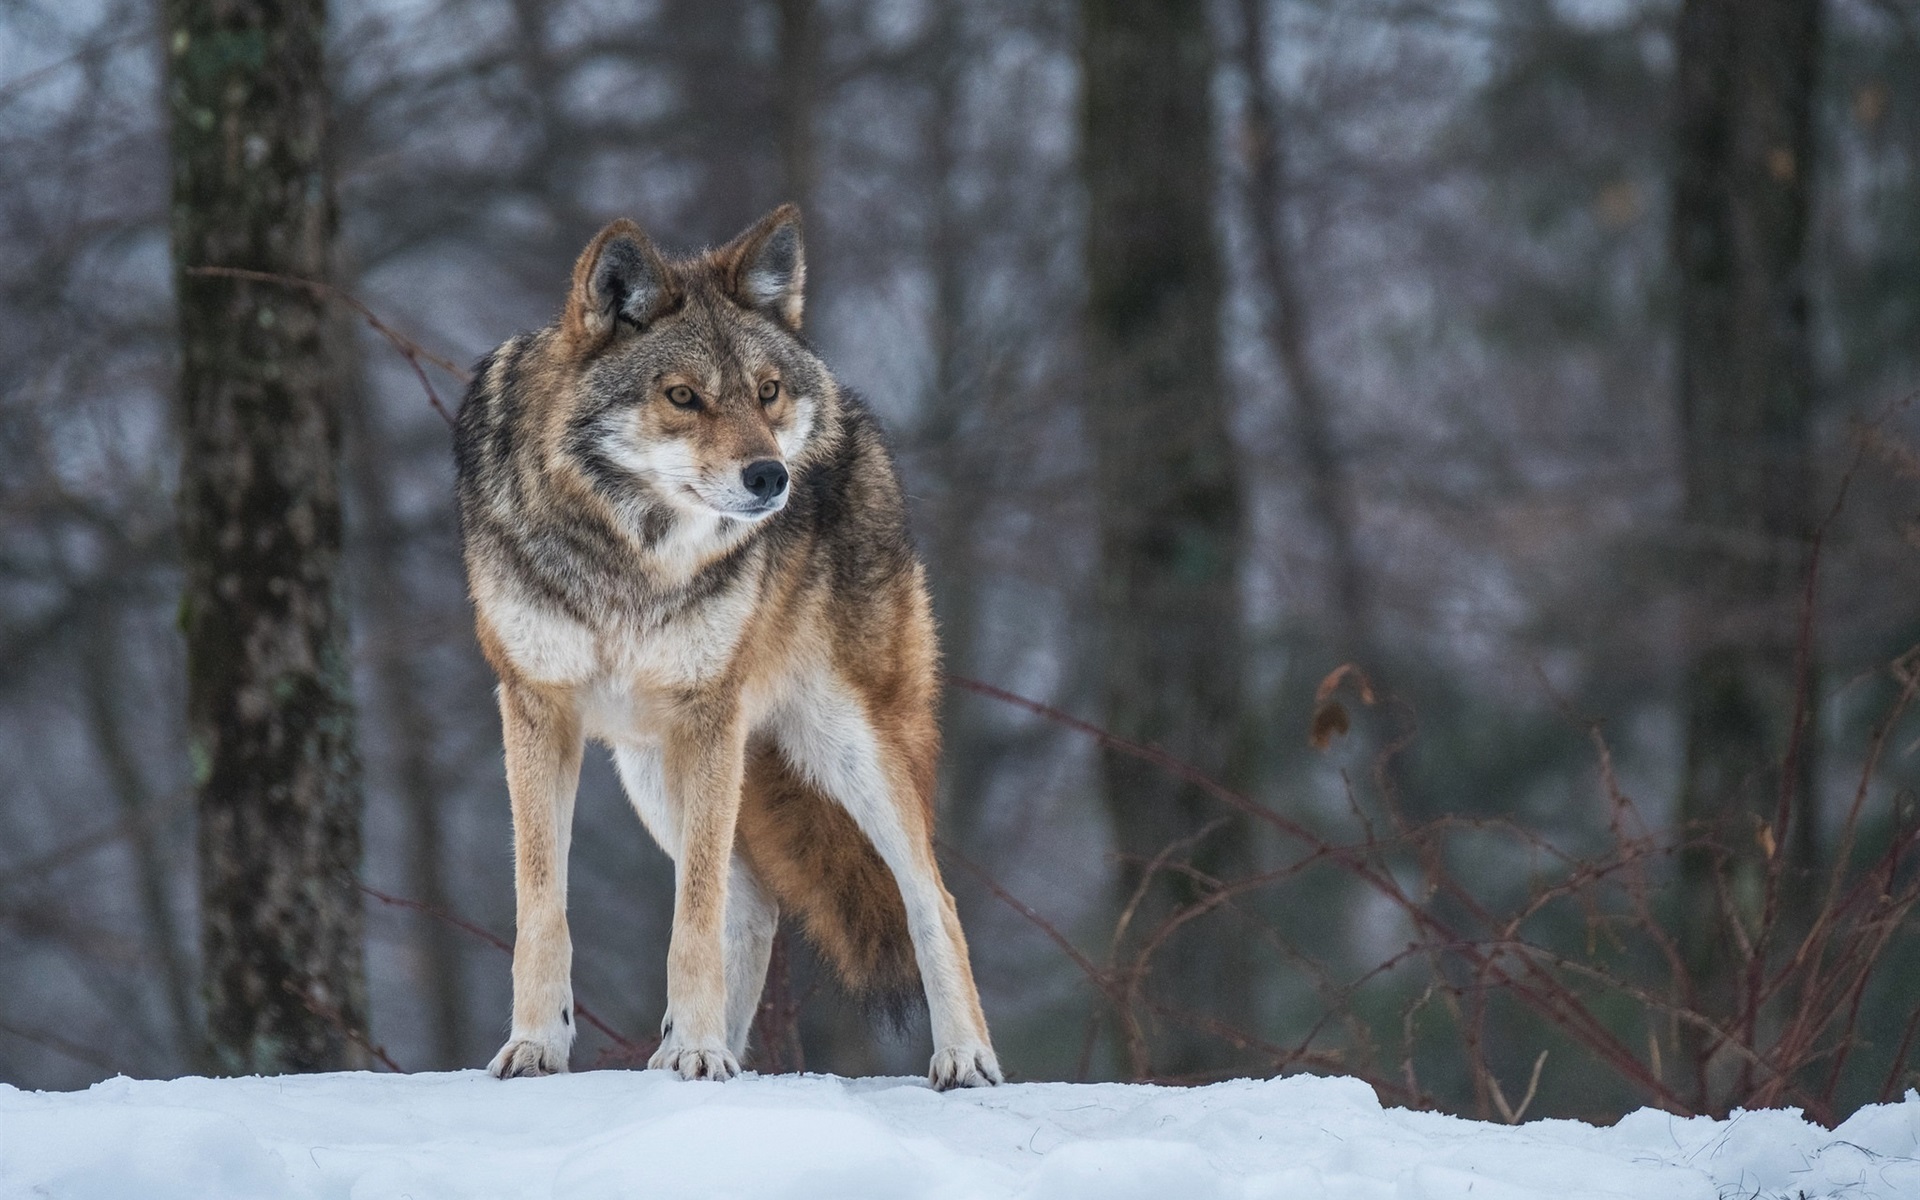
[[920, 0, 991, 846], [669, 0, 777, 240], [1235, 0, 1370, 669], [776, 0, 820, 220], [166, 0, 368, 1074], [1081, 0, 1251, 1079], [1670, 0, 1821, 1111]]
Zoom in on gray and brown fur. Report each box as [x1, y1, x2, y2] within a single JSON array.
[[455, 206, 1001, 1089]]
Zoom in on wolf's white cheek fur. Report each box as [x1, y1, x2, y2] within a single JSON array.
[[601, 425, 776, 518], [774, 398, 815, 462], [601, 428, 709, 509]]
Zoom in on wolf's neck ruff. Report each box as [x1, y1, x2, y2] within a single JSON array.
[[455, 205, 1002, 1089]]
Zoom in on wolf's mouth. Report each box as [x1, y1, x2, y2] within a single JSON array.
[[724, 497, 787, 521], [679, 484, 785, 521]]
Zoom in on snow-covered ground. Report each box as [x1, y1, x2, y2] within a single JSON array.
[[5, 1069, 1919, 1199]]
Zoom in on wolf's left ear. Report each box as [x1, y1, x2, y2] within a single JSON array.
[[719, 205, 806, 331], [566, 219, 677, 351]]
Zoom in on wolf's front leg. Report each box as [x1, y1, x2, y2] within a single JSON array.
[[488, 682, 585, 1079], [649, 703, 747, 1081]]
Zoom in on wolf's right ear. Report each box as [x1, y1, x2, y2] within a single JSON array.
[[718, 205, 806, 331], [565, 220, 676, 351]]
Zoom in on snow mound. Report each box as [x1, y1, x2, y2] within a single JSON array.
[[4, 1069, 1918, 1199]]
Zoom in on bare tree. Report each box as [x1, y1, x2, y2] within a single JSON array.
[[1670, 0, 1823, 1109], [165, 0, 368, 1073], [1081, 0, 1250, 1077], [1236, 0, 1370, 668], [778, 0, 821, 220]]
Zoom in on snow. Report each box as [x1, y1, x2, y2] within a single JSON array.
[[5, 1070, 1919, 1199]]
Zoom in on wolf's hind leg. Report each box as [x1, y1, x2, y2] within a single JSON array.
[[488, 682, 585, 1079], [722, 856, 778, 1060], [888, 854, 1002, 1090]]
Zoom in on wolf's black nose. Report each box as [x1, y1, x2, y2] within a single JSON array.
[[742, 459, 789, 501]]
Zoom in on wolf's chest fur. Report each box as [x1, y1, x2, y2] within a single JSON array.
[[473, 522, 772, 741]]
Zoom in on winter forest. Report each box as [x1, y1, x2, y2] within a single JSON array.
[[4, 0, 1920, 1133]]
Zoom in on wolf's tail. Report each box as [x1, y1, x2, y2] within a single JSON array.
[[737, 743, 923, 1029]]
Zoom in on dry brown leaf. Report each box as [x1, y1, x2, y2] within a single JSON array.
[[1314, 663, 1377, 707], [1309, 700, 1351, 752]]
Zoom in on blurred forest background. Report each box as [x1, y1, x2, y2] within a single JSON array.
[[3, 0, 1919, 1125]]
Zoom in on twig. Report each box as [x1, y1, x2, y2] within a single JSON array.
[[1490, 1050, 1548, 1125], [949, 671, 1692, 1111], [0, 1017, 122, 1071], [1878, 1004, 1920, 1103], [289, 980, 402, 1073], [358, 884, 641, 1053], [0, 792, 190, 892], [0, 26, 148, 110], [184, 266, 468, 425], [937, 840, 1107, 987]]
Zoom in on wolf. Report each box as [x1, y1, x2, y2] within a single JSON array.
[[453, 205, 1002, 1090]]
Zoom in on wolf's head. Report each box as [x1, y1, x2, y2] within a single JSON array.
[[556, 206, 831, 524]]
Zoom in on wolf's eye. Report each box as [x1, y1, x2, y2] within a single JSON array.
[[758, 379, 781, 404], [666, 385, 700, 409]]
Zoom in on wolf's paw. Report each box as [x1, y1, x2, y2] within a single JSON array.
[[649, 1035, 740, 1082], [929, 1043, 1003, 1090], [488, 1031, 571, 1079]]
